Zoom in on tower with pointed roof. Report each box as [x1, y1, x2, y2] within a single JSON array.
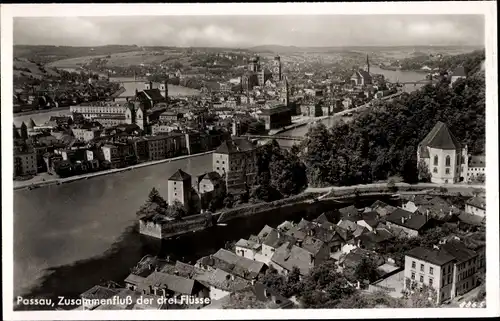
[[167, 169, 193, 208], [20, 122, 28, 140], [364, 54, 370, 74], [417, 121, 468, 184]]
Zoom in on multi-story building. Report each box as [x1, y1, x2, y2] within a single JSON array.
[[71, 100, 150, 130], [404, 246, 456, 304], [72, 126, 102, 142], [258, 103, 292, 130], [417, 122, 468, 184], [404, 240, 485, 304], [167, 169, 192, 208], [466, 155, 485, 183], [213, 138, 258, 192], [14, 146, 37, 177], [144, 133, 187, 161]]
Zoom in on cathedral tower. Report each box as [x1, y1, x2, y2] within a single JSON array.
[[273, 56, 282, 82]]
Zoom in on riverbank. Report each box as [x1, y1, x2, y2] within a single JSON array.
[[14, 106, 70, 117], [14, 150, 215, 191]]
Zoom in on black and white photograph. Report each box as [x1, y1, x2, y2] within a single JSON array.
[[1, 2, 498, 319]]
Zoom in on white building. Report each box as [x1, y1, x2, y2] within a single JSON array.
[[417, 122, 468, 184], [465, 196, 486, 217], [466, 155, 485, 183]]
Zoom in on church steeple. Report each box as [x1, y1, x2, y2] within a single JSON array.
[[365, 54, 370, 74]]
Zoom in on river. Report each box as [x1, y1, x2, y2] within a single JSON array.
[[14, 153, 213, 299], [14, 149, 394, 310], [278, 67, 428, 139]]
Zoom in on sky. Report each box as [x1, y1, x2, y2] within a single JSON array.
[[13, 15, 485, 48]]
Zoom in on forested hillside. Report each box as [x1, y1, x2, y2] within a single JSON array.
[[301, 51, 486, 187]]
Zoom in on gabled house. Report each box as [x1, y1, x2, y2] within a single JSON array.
[[385, 208, 434, 238], [370, 200, 397, 217], [269, 243, 316, 277], [205, 249, 267, 280], [357, 228, 395, 251], [193, 268, 251, 301], [137, 271, 209, 299], [235, 238, 262, 261], [356, 211, 380, 232]]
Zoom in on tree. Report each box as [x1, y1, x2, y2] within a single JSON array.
[[417, 160, 432, 182], [166, 200, 187, 219], [147, 187, 167, 208], [353, 257, 382, 284], [298, 50, 485, 188]]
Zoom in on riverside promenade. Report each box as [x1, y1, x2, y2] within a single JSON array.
[[14, 150, 214, 190], [306, 182, 485, 194]]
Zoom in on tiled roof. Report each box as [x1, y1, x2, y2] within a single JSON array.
[[358, 228, 394, 246], [469, 155, 485, 168], [137, 271, 196, 295], [198, 171, 222, 183], [339, 205, 362, 221], [235, 238, 262, 251], [301, 236, 325, 255], [419, 122, 462, 156], [458, 212, 485, 226], [142, 88, 165, 101], [386, 208, 429, 231], [466, 196, 486, 210], [271, 244, 314, 276], [440, 241, 478, 263], [212, 249, 265, 279], [193, 268, 251, 292], [168, 169, 191, 181], [406, 247, 456, 266], [359, 211, 380, 228], [370, 201, 397, 217], [215, 138, 256, 154], [80, 285, 121, 300]]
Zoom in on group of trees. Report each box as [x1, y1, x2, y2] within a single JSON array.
[[250, 140, 308, 202], [136, 188, 187, 220], [398, 49, 484, 73], [300, 51, 485, 187], [260, 259, 439, 309]]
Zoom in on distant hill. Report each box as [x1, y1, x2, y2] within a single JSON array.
[[13, 57, 61, 80], [14, 45, 141, 64], [248, 44, 484, 54]]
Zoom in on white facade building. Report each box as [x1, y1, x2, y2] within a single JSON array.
[[417, 122, 468, 184]]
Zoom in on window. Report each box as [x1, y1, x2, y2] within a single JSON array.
[[445, 155, 451, 167], [420, 264, 424, 272], [433, 167, 438, 173], [411, 272, 415, 280], [434, 155, 438, 166], [445, 168, 450, 174], [420, 275, 424, 282], [429, 267, 434, 275], [429, 277, 434, 286], [412, 261, 416, 269]]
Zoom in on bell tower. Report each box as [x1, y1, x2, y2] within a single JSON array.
[[273, 56, 282, 82]]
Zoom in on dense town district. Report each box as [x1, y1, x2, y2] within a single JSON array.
[[13, 47, 487, 310]]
